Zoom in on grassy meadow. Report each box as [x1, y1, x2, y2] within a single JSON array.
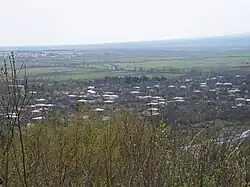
[[18, 51, 250, 80]]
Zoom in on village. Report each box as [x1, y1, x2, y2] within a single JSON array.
[[8, 69, 247, 128]]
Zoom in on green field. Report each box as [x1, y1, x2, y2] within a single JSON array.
[[21, 54, 250, 80], [114, 56, 250, 69], [31, 70, 177, 81], [11, 37, 250, 80], [26, 67, 70, 74]]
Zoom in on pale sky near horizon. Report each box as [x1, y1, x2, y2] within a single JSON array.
[[0, 0, 250, 46]]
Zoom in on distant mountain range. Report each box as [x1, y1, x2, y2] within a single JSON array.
[[1, 33, 250, 52]]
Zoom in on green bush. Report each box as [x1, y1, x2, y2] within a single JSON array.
[[0, 113, 250, 187]]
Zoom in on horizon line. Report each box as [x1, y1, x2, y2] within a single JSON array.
[[0, 32, 250, 49]]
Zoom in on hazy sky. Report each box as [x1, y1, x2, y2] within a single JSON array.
[[1, 0, 250, 46]]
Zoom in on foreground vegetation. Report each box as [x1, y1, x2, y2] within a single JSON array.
[[1, 113, 250, 187]]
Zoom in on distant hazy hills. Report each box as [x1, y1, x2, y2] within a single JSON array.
[[1, 33, 250, 52]]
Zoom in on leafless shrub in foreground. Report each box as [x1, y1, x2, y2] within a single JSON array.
[[0, 52, 31, 187]]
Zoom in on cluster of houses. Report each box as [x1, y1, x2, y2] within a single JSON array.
[[3, 71, 247, 126]]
